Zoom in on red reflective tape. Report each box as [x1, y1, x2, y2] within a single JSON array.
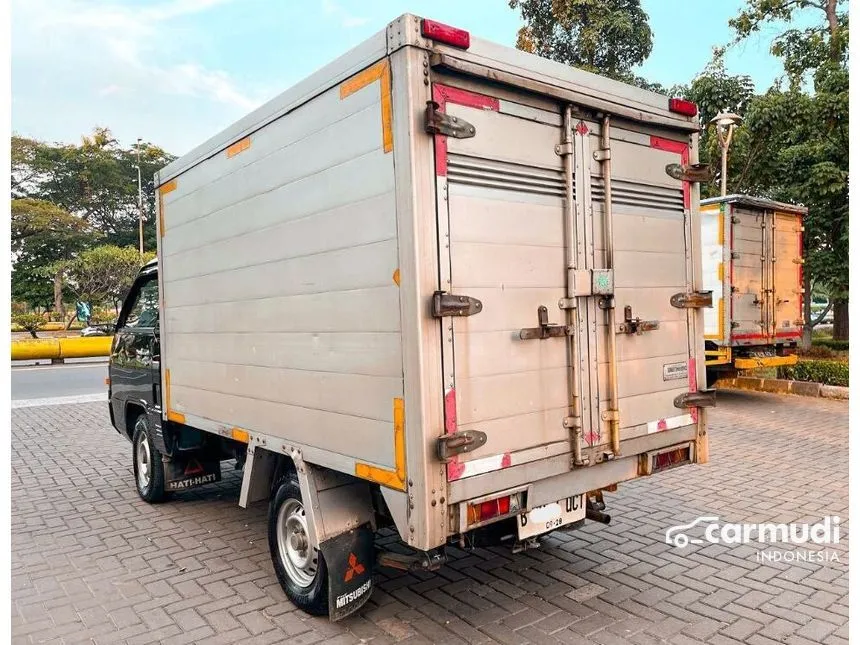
[[501, 453, 512, 468], [447, 460, 465, 480], [688, 357, 698, 423], [444, 388, 457, 434], [432, 84, 499, 176], [650, 135, 690, 208], [732, 331, 802, 340]]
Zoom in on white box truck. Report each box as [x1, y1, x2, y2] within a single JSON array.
[[700, 194, 806, 376], [107, 14, 714, 621]]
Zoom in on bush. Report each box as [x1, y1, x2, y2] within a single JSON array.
[[12, 313, 48, 338], [779, 360, 849, 387], [812, 338, 849, 352]]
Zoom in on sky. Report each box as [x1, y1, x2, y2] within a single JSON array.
[[11, 0, 807, 156]]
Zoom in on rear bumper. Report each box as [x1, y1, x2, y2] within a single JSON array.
[[734, 354, 798, 370], [447, 424, 700, 510]]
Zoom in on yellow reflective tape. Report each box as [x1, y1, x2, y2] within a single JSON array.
[[718, 210, 725, 245], [231, 428, 249, 443], [393, 397, 405, 482], [355, 463, 406, 490], [157, 180, 176, 237], [354, 397, 406, 490], [164, 369, 172, 409], [167, 410, 186, 424], [392, 268, 400, 286], [717, 262, 724, 281], [226, 137, 251, 158], [339, 59, 393, 154]]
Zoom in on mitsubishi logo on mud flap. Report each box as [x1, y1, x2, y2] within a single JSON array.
[[343, 553, 365, 582]]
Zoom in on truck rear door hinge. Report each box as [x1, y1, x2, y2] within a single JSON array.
[[431, 291, 483, 318], [665, 163, 713, 183], [674, 389, 717, 409], [424, 101, 476, 139], [436, 430, 487, 461], [670, 290, 713, 309]]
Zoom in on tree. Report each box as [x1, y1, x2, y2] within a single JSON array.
[[12, 313, 48, 339], [725, 0, 849, 341], [11, 198, 94, 312], [54, 245, 155, 313], [10, 129, 175, 250], [508, 0, 655, 86]]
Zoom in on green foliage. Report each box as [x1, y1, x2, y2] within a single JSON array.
[[778, 359, 848, 387], [12, 313, 48, 339], [54, 245, 155, 308], [509, 0, 653, 81], [811, 338, 849, 352]]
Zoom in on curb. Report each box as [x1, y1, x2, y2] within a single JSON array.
[[715, 376, 848, 400]]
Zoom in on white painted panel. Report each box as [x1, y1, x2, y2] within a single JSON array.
[[700, 206, 723, 338], [614, 250, 687, 288], [170, 360, 400, 422], [450, 242, 565, 289], [167, 192, 397, 281], [170, 332, 402, 377], [598, 354, 690, 400], [454, 331, 567, 378], [166, 287, 401, 334], [448, 191, 563, 247], [457, 407, 569, 459], [610, 138, 682, 188], [165, 239, 399, 307], [456, 366, 569, 425], [171, 385, 395, 468], [447, 104, 562, 170], [597, 321, 687, 362], [449, 287, 567, 333]]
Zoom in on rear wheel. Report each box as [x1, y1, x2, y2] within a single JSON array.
[[132, 415, 167, 503], [268, 477, 328, 615]]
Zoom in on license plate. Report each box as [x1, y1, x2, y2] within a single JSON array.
[[517, 494, 585, 540]]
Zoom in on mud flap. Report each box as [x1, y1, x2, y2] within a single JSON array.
[[164, 455, 221, 491], [320, 524, 375, 621]]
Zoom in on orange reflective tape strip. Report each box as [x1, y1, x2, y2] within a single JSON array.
[[393, 397, 405, 482], [718, 209, 725, 245], [158, 180, 177, 237], [354, 397, 406, 490], [231, 428, 249, 443], [226, 137, 251, 158], [339, 59, 393, 153], [167, 411, 186, 424]]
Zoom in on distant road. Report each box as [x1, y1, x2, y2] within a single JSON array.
[[11, 362, 108, 406]]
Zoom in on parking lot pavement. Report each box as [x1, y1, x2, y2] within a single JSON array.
[[12, 390, 848, 645]]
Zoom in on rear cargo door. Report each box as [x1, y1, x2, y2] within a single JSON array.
[[732, 206, 768, 344], [592, 126, 698, 442], [432, 83, 700, 482], [771, 211, 803, 341]]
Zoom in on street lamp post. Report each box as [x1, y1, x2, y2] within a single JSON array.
[[136, 137, 144, 257], [709, 112, 743, 196]]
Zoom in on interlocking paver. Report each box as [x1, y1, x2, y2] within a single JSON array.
[[11, 390, 847, 644]]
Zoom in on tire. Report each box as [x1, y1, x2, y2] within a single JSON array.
[[132, 414, 167, 503], [268, 477, 328, 616]]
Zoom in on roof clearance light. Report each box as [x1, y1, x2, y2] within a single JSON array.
[[668, 98, 698, 117], [421, 19, 470, 49]]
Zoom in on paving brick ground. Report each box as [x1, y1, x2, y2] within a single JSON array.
[[12, 390, 848, 644]]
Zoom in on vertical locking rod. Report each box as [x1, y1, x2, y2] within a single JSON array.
[[600, 115, 621, 457]]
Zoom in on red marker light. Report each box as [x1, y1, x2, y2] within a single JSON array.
[[421, 19, 470, 49], [668, 98, 698, 117]]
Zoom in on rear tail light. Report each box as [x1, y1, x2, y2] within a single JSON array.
[[668, 98, 698, 117], [421, 19, 470, 49], [639, 443, 694, 476], [467, 493, 522, 525]]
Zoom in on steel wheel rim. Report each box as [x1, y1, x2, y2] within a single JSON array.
[[276, 498, 317, 588], [135, 425, 151, 491]]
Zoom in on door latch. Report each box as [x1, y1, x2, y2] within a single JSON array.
[[424, 101, 476, 139], [617, 306, 659, 335], [670, 291, 713, 309], [436, 430, 487, 461], [519, 306, 571, 340], [431, 291, 483, 318], [674, 389, 717, 409]]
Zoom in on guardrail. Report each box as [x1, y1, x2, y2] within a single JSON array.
[[11, 337, 113, 361]]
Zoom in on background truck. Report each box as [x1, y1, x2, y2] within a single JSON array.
[[108, 13, 714, 621], [700, 195, 806, 378]]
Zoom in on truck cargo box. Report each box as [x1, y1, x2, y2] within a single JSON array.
[[701, 195, 806, 370], [151, 13, 710, 565]]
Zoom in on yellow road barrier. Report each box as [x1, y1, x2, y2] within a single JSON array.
[[11, 337, 113, 361]]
